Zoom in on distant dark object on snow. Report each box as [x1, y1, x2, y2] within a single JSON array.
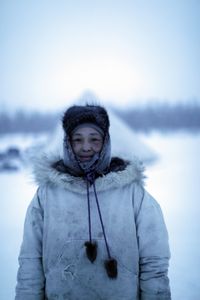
[[0, 146, 24, 172], [7, 147, 21, 158]]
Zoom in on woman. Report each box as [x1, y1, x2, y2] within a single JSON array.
[[15, 104, 171, 299]]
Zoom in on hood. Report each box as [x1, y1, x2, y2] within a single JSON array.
[[31, 152, 145, 194]]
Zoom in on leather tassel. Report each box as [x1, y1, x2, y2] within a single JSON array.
[[84, 241, 97, 263], [104, 258, 118, 279]]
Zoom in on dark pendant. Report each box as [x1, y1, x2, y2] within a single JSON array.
[[104, 258, 118, 279], [84, 241, 97, 263]]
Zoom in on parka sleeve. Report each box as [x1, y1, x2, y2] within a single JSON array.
[[133, 184, 171, 300], [15, 187, 45, 300]]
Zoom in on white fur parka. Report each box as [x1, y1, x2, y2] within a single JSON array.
[[15, 153, 171, 300]]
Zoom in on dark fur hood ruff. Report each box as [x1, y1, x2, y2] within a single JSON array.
[[31, 153, 145, 194]]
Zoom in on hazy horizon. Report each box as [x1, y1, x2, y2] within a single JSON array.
[[1, 0, 200, 112]]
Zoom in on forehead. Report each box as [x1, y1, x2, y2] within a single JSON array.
[[72, 126, 102, 136]]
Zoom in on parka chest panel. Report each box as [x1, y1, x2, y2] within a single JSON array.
[[42, 184, 139, 274]]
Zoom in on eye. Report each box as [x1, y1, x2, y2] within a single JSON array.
[[91, 137, 102, 143], [72, 138, 82, 143]]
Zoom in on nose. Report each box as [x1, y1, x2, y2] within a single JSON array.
[[82, 141, 92, 151]]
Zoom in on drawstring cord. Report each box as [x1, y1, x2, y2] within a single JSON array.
[[86, 179, 92, 243], [93, 181, 111, 259], [84, 172, 118, 279], [84, 178, 97, 263]]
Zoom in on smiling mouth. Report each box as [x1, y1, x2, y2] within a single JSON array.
[[79, 156, 92, 161]]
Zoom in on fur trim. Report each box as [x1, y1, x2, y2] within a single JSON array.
[[107, 157, 129, 172], [31, 152, 145, 194]]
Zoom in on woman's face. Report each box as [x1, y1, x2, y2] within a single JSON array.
[[71, 126, 103, 162]]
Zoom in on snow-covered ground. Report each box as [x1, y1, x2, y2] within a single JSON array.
[[141, 131, 200, 300], [1, 131, 200, 299]]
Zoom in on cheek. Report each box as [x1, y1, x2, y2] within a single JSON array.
[[93, 142, 103, 152], [71, 143, 80, 154]]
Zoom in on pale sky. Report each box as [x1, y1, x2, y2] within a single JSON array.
[[1, 0, 200, 111]]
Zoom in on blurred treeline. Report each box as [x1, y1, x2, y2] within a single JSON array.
[[0, 110, 60, 134], [115, 102, 200, 132], [0, 102, 200, 134]]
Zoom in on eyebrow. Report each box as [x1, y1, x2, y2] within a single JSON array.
[[73, 133, 102, 137]]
